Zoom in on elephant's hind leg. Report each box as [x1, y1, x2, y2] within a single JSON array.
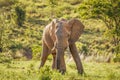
[[39, 42, 49, 68], [69, 43, 84, 74]]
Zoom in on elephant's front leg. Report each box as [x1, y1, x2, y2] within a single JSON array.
[[39, 42, 49, 68], [69, 43, 84, 74]]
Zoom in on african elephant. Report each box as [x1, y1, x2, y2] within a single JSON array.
[[39, 18, 84, 74]]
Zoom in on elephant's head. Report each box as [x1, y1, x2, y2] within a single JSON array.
[[51, 19, 71, 51], [51, 18, 84, 51]]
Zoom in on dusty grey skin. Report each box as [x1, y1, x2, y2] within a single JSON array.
[[39, 18, 84, 74]]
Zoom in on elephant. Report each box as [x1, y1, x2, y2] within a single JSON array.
[[39, 18, 84, 74]]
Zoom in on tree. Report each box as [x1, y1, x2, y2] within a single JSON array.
[[78, 0, 120, 55]]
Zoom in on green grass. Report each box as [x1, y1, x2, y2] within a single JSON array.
[[0, 60, 120, 80]]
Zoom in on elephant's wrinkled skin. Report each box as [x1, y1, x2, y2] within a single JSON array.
[[39, 18, 84, 74]]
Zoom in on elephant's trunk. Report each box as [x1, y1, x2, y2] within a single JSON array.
[[56, 47, 64, 70]]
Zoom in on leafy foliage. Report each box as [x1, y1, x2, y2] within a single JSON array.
[[78, 0, 120, 55], [32, 44, 42, 60], [0, 53, 12, 63], [15, 5, 26, 26]]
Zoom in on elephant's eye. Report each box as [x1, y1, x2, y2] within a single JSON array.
[[67, 34, 70, 38], [56, 25, 58, 27], [56, 25, 59, 28]]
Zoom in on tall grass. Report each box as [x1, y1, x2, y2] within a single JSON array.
[[0, 60, 120, 80]]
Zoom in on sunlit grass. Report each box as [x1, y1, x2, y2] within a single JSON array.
[[0, 60, 120, 80]]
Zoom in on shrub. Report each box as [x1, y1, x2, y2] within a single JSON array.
[[114, 44, 120, 56], [38, 65, 63, 80], [113, 54, 120, 62], [32, 44, 42, 60], [81, 44, 88, 55], [0, 53, 12, 63], [38, 66, 52, 80], [15, 5, 26, 26]]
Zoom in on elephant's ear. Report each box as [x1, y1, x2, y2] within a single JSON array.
[[68, 18, 84, 43], [51, 19, 59, 27], [50, 19, 59, 41], [50, 19, 59, 30]]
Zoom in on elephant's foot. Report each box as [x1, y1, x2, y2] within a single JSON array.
[[39, 64, 43, 69], [59, 69, 66, 75], [52, 64, 56, 70], [39, 66, 41, 69], [78, 69, 84, 75]]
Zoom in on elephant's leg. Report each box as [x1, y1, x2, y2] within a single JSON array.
[[69, 43, 84, 74], [60, 54, 66, 74], [39, 42, 49, 68], [52, 53, 56, 69]]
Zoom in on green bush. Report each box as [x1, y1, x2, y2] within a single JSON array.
[[113, 54, 120, 62], [115, 44, 120, 55], [39, 66, 63, 80], [39, 66, 52, 80], [0, 54, 12, 63], [9, 43, 23, 51], [81, 44, 88, 55], [15, 5, 26, 26], [32, 44, 42, 60]]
